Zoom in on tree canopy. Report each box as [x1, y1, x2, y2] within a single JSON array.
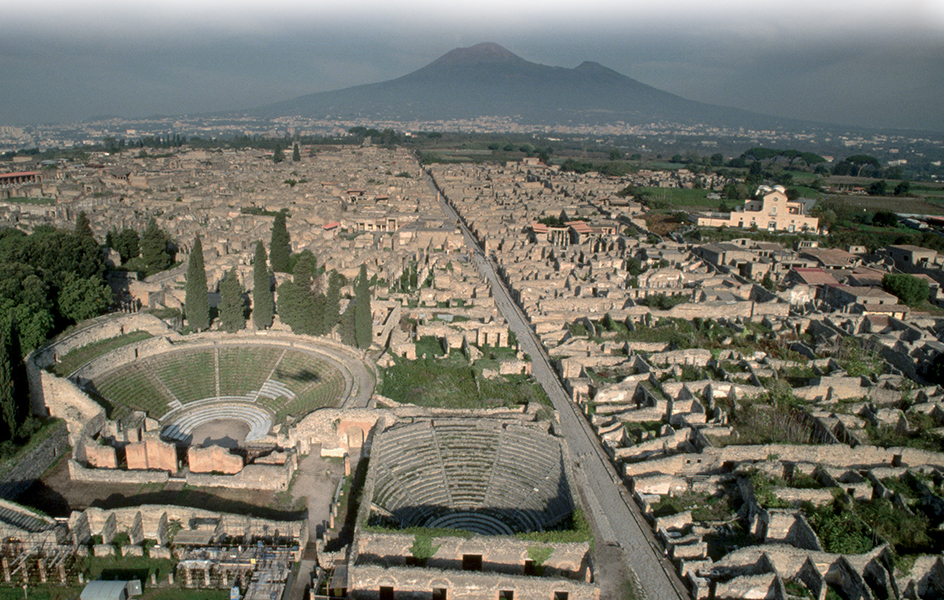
[[141, 219, 174, 274], [882, 273, 929, 308]]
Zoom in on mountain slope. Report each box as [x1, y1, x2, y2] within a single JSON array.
[[256, 42, 791, 128]]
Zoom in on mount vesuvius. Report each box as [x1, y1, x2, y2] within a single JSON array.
[[254, 42, 795, 130]]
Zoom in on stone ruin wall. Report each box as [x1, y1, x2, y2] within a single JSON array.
[[354, 531, 591, 581], [70, 504, 306, 548], [349, 564, 600, 600]]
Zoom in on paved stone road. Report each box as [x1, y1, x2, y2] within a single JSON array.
[[427, 173, 690, 600]]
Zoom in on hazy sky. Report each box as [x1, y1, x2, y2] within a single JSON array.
[[2, 1, 942, 132]]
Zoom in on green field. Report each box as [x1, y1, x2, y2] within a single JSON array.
[[380, 341, 549, 410]]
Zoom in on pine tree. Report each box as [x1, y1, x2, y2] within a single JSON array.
[[292, 143, 301, 162], [354, 263, 372, 349], [323, 269, 342, 334], [219, 268, 245, 333], [185, 237, 209, 331], [270, 211, 291, 273], [75, 211, 94, 240], [252, 241, 274, 330], [141, 219, 172, 273]]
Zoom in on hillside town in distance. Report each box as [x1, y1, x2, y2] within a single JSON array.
[[3, 126, 944, 600]]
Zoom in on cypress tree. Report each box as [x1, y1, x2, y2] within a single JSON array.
[[354, 263, 372, 349], [0, 328, 15, 442], [273, 144, 284, 163], [252, 241, 274, 330], [276, 280, 303, 333], [219, 268, 245, 333], [7, 316, 28, 433], [75, 211, 94, 240], [339, 301, 356, 347], [323, 270, 342, 334], [270, 211, 291, 273], [185, 237, 209, 331], [292, 143, 301, 162]]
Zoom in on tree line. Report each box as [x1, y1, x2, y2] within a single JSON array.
[[183, 211, 373, 349]]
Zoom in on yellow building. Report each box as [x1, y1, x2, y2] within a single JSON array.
[[696, 186, 819, 233]]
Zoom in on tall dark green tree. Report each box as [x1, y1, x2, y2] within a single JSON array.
[[252, 241, 274, 330], [115, 228, 140, 263], [0, 328, 15, 442], [0, 317, 28, 442], [273, 144, 285, 164], [276, 280, 303, 333], [292, 143, 301, 162], [339, 301, 356, 347], [75, 211, 94, 240], [185, 237, 210, 331], [292, 251, 325, 335], [354, 263, 372, 349], [219, 268, 245, 333], [141, 219, 173, 273], [270, 211, 291, 273], [323, 269, 342, 334]]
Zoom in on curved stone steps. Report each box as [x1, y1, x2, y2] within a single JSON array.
[[161, 402, 272, 444]]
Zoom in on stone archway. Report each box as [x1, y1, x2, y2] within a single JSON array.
[[346, 425, 365, 449]]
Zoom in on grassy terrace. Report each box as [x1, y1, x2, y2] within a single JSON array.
[[50, 331, 154, 377], [88, 346, 346, 421], [379, 337, 550, 410]]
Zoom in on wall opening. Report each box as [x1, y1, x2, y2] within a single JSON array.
[[462, 554, 482, 571], [498, 591, 514, 600], [432, 589, 448, 600], [524, 559, 536, 576], [379, 586, 394, 600]]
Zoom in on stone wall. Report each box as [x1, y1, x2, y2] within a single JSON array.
[[355, 531, 591, 581], [74, 504, 307, 546], [348, 564, 599, 600], [188, 446, 243, 474], [30, 370, 106, 446], [0, 420, 69, 500], [126, 438, 177, 473]]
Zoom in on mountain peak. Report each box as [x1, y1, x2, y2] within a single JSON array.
[[428, 43, 529, 68]]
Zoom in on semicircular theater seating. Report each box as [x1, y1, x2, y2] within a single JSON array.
[[370, 419, 574, 535]]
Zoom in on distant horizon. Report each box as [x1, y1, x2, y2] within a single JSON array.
[[1, 2, 942, 132]]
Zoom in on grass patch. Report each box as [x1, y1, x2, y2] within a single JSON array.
[[650, 491, 735, 522], [515, 509, 592, 543], [379, 349, 548, 409], [50, 331, 154, 377], [82, 554, 176, 582]]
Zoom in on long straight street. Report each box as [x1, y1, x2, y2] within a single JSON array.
[[427, 173, 689, 600]]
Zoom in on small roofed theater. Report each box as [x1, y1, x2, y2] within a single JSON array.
[[80, 580, 142, 600]]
